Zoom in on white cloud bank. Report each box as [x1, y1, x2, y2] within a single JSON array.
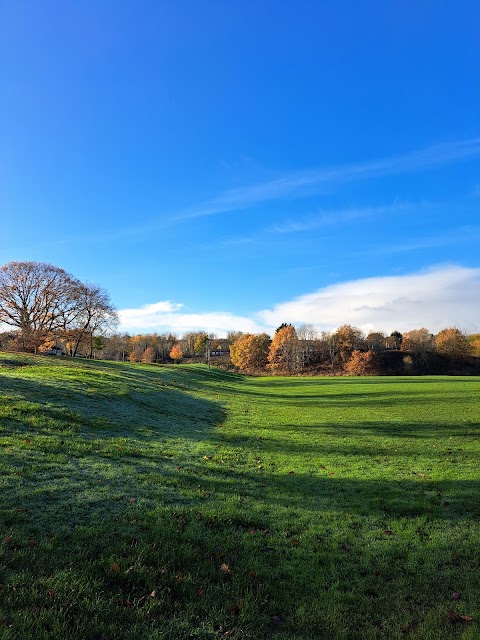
[[117, 265, 480, 337], [259, 265, 480, 335], [118, 303, 266, 336]]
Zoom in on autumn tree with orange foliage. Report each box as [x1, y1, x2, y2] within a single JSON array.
[[267, 324, 298, 373], [334, 324, 364, 363], [170, 344, 184, 363], [434, 327, 472, 359], [141, 346, 156, 363], [37, 333, 57, 354], [230, 333, 271, 372], [344, 350, 377, 375], [468, 334, 480, 357]]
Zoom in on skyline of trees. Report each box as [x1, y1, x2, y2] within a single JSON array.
[[1, 261, 479, 375], [1, 317, 478, 374]]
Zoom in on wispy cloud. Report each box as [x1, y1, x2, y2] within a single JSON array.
[[117, 265, 480, 336], [363, 225, 480, 255], [171, 137, 480, 223], [27, 138, 479, 251], [202, 201, 427, 249], [268, 202, 417, 234]]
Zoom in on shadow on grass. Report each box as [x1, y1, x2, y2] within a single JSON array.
[[0, 358, 230, 546], [2, 357, 480, 638], [250, 376, 480, 386], [222, 389, 480, 407], [0, 365, 226, 442], [250, 420, 480, 441], [5, 444, 477, 534], [144, 456, 480, 522], [2, 451, 480, 639]]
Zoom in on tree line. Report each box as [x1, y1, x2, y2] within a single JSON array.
[[2, 320, 474, 377], [85, 324, 478, 375], [64, 324, 480, 375], [228, 323, 480, 375], [1, 261, 479, 375]]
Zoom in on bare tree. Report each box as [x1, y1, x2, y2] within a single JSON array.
[[0, 261, 77, 352], [401, 328, 433, 354], [66, 283, 118, 357], [317, 331, 337, 369], [102, 333, 131, 361], [297, 323, 318, 369], [0, 261, 117, 354], [226, 330, 243, 345]]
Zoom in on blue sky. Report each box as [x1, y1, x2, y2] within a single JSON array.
[[1, 1, 479, 336]]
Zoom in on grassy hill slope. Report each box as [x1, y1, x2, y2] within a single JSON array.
[[1, 353, 479, 639]]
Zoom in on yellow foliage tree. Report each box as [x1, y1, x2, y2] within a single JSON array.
[[334, 325, 364, 363], [230, 333, 271, 372], [37, 332, 57, 354], [141, 346, 156, 363], [267, 325, 298, 372], [434, 327, 472, 359], [129, 335, 145, 362], [468, 334, 480, 357], [194, 333, 208, 356]]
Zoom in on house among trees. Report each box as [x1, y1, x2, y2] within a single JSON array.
[[41, 345, 65, 357], [210, 339, 230, 356]]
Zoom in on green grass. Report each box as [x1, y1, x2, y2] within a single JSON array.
[[0, 353, 479, 639]]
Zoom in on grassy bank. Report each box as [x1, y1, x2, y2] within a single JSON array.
[[1, 353, 479, 639]]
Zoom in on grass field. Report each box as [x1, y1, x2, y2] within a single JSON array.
[[0, 353, 479, 639]]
